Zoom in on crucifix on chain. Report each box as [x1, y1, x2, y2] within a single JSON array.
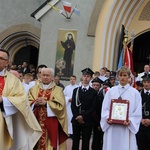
[[147, 54, 150, 65]]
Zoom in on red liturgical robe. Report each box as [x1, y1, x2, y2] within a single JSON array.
[[28, 82, 68, 150]]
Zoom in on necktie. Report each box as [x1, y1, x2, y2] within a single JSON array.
[[82, 88, 87, 92], [146, 91, 149, 95]]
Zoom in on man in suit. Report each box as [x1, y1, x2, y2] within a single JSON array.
[[136, 64, 150, 81], [54, 75, 65, 90], [71, 68, 97, 150], [109, 71, 117, 87], [91, 77, 104, 150], [21, 61, 30, 75], [136, 73, 150, 150]]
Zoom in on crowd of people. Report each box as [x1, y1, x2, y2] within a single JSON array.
[[0, 48, 150, 150]]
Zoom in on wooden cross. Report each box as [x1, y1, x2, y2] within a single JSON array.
[[147, 54, 150, 65]]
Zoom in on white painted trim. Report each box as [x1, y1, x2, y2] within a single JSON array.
[[109, 0, 144, 70], [34, 0, 60, 20], [105, 0, 125, 68], [100, 0, 144, 70], [100, 0, 117, 68], [108, 0, 130, 70]]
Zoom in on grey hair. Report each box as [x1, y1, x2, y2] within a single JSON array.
[[41, 68, 54, 77]]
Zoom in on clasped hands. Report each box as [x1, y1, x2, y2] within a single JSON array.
[[76, 115, 85, 124], [68, 98, 72, 102], [141, 119, 150, 127], [35, 97, 47, 106]]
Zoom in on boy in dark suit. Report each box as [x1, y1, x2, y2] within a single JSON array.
[[71, 68, 97, 150]]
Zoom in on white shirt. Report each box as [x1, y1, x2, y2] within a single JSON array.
[[136, 72, 150, 81], [22, 82, 30, 94], [0, 69, 5, 76], [81, 85, 90, 91], [99, 75, 108, 82], [64, 84, 79, 103], [63, 84, 78, 134], [144, 89, 150, 94]]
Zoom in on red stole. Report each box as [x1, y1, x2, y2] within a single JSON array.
[[33, 88, 67, 150], [0, 76, 5, 96]]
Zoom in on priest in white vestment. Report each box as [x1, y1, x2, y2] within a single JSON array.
[[63, 75, 78, 136], [136, 64, 150, 81], [100, 66, 142, 150]]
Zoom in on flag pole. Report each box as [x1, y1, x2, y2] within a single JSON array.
[[123, 28, 128, 65], [130, 30, 135, 52], [123, 28, 128, 48], [64, 10, 69, 19], [61, 12, 67, 18], [69, 4, 77, 18], [47, 2, 67, 19]]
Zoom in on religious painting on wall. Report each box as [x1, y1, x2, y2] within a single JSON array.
[[55, 29, 77, 81]]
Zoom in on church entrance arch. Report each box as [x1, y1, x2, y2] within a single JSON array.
[[133, 31, 150, 73], [0, 30, 40, 68], [14, 45, 39, 67]]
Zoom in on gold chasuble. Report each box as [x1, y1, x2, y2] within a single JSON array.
[[28, 82, 68, 150], [0, 71, 42, 150], [0, 76, 12, 149]]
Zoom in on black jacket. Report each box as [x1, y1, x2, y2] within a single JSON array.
[[140, 89, 150, 130], [71, 86, 97, 126]]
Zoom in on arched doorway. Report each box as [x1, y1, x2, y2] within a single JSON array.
[[0, 31, 40, 68], [14, 45, 39, 67], [133, 31, 150, 73]]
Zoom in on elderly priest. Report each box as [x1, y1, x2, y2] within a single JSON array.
[[28, 67, 68, 150]]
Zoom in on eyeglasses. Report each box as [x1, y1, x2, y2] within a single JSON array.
[[0, 56, 8, 61]]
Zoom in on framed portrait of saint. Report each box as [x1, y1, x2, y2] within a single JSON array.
[[55, 29, 77, 80], [109, 99, 130, 125]]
